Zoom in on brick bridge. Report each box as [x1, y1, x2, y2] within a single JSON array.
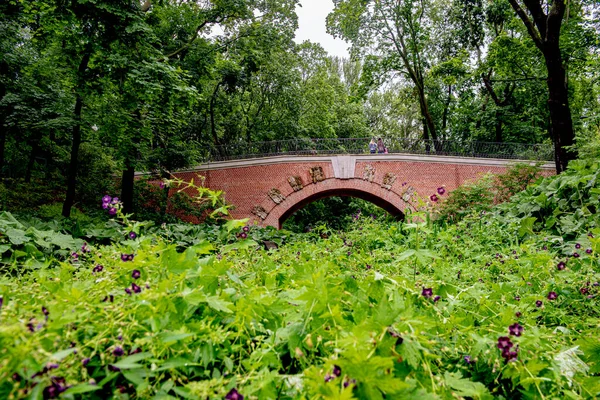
[[169, 153, 554, 228]]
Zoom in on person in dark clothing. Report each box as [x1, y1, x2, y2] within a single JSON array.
[[377, 138, 385, 154]]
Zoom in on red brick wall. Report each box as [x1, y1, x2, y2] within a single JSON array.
[[169, 157, 554, 228]]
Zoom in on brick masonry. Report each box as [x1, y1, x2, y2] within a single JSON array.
[[168, 155, 555, 228]]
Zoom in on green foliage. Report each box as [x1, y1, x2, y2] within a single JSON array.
[[438, 163, 544, 223], [437, 174, 496, 222], [0, 156, 599, 398], [282, 196, 388, 233], [495, 162, 544, 202]]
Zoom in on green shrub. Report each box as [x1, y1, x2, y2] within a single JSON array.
[[437, 163, 544, 223], [437, 173, 496, 222]]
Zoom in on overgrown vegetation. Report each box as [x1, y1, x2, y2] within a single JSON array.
[[0, 159, 599, 398]]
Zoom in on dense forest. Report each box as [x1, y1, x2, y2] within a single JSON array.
[[0, 0, 598, 219]]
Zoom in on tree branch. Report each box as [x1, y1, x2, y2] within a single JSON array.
[[522, 0, 547, 36], [507, 0, 544, 52]]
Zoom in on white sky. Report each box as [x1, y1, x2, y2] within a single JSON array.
[[294, 0, 350, 58]]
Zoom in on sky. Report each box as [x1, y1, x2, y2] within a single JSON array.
[[293, 0, 349, 58]]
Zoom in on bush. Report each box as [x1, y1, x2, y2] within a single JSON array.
[[437, 163, 543, 223]]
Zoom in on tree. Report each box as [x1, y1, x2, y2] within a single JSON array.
[[506, 0, 575, 172], [328, 0, 443, 146]]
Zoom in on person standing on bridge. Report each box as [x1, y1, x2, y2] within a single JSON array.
[[377, 138, 386, 154], [369, 139, 377, 154]]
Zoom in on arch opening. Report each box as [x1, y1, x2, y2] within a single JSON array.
[[278, 188, 405, 229]]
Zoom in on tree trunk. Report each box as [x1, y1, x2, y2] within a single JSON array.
[[544, 46, 574, 173], [120, 164, 135, 214], [0, 61, 7, 177], [62, 51, 91, 218], [0, 128, 5, 178], [495, 110, 502, 143], [25, 140, 38, 183], [441, 85, 452, 139], [475, 95, 489, 130]]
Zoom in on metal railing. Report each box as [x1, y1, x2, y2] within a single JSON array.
[[205, 138, 554, 162]]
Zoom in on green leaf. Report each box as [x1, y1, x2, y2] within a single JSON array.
[[158, 332, 195, 344], [518, 217, 537, 237], [62, 384, 102, 395], [444, 371, 492, 399], [50, 348, 77, 361], [6, 228, 28, 245], [205, 295, 233, 313], [111, 352, 153, 369]]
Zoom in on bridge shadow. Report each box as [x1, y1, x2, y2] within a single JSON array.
[[278, 188, 405, 229]]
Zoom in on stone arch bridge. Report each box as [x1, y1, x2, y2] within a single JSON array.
[[167, 152, 554, 229]]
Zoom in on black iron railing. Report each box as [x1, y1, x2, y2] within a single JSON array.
[[205, 138, 554, 162]]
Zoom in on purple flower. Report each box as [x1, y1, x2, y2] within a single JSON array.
[[102, 202, 109, 209], [125, 288, 132, 295], [343, 378, 356, 387], [437, 187, 446, 195], [588, 232, 594, 238], [111, 197, 119, 204], [501, 348, 518, 362], [332, 365, 342, 377], [508, 323, 524, 336], [433, 295, 441, 302], [573, 252, 580, 258], [580, 287, 589, 295], [93, 264, 103, 273], [128, 231, 137, 240], [497, 336, 513, 350], [131, 283, 141, 294], [81, 243, 90, 253], [324, 374, 334, 382], [535, 300, 543, 307], [557, 261, 566, 271], [586, 248, 592, 254], [242, 226, 250, 233], [132, 270, 140, 279], [113, 346, 124, 357], [239, 232, 247, 239], [429, 194, 439, 202], [108, 208, 117, 216], [121, 254, 129, 262], [514, 295, 521, 301], [0, 296, 3, 313], [422, 287, 433, 298], [225, 388, 244, 400], [547, 291, 558, 300], [71, 252, 79, 260], [102, 195, 112, 204], [82, 358, 90, 366], [575, 243, 581, 249], [159, 181, 165, 189], [464, 355, 472, 364], [515, 311, 522, 318]]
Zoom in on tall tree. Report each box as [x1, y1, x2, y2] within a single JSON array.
[[327, 0, 442, 146], [506, 0, 574, 172]]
